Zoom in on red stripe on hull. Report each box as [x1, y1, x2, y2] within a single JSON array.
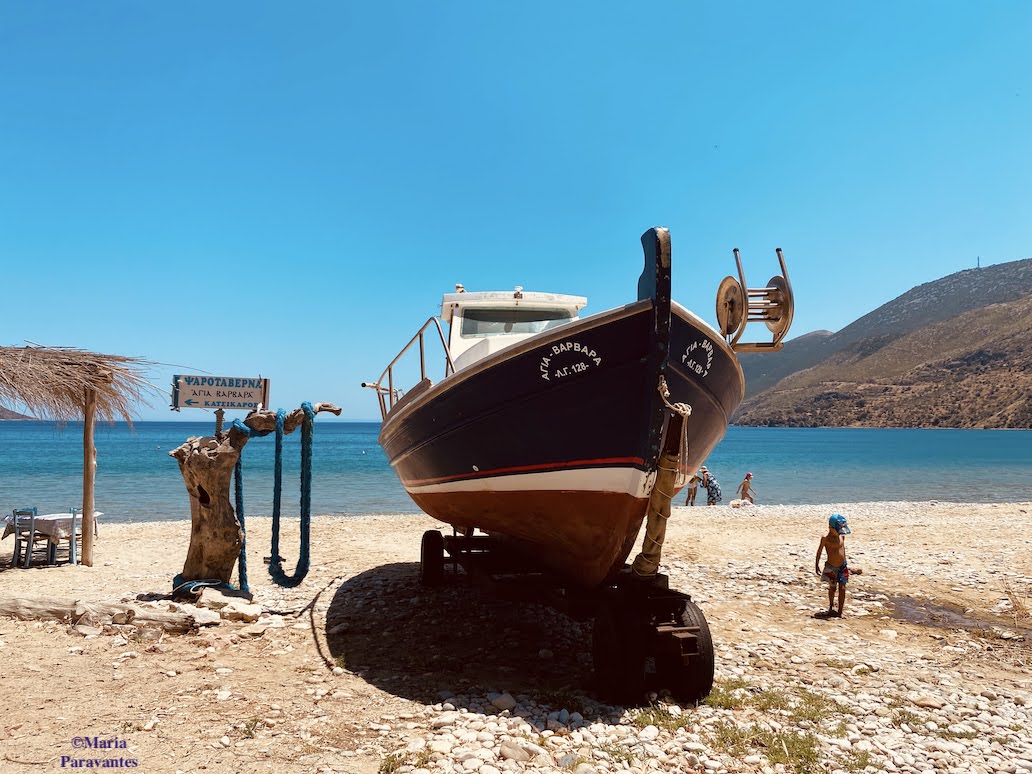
[[409, 489, 649, 588]]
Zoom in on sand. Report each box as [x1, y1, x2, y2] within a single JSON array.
[[0, 501, 1030, 772]]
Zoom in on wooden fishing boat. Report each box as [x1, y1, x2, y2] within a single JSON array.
[[364, 227, 794, 589]]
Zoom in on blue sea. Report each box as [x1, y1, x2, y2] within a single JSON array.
[[1, 422, 1030, 522]]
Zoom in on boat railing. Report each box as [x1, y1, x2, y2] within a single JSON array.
[[362, 317, 455, 420]]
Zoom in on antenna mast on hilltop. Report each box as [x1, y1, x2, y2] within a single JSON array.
[[977, 256, 981, 269]]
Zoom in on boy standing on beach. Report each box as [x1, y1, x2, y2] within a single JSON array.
[[815, 514, 851, 617]]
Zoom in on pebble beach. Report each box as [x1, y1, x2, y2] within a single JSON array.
[[1, 501, 1030, 773]]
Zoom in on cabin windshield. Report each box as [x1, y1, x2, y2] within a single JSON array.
[[459, 308, 573, 338]]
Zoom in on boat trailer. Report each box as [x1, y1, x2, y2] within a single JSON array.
[[418, 529, 714, 706]]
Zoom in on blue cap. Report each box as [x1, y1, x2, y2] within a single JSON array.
[[829, 514, 851, 535]]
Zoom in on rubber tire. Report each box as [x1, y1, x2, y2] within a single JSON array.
[[658, 598, 714, 704], [420, 530, 445, 586], [592, 601, 647, 705]]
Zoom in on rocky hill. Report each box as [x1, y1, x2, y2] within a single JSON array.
[[736, 258, 1032, 428], [736, 330, 833, 398], [0, 406, 33, 420], [740, 257, 1032, 398]]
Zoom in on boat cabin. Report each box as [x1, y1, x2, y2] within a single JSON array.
[[442, 285, 587, 371]]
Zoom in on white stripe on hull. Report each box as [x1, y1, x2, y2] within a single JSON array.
[[403, 466, 658, 498]]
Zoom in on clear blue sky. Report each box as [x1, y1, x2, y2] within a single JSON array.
[[3, 2, 1030, 421]]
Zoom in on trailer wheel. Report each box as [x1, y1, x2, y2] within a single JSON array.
[[592, 602, 646, 704], [420, 530, 445, 586], [658, 599, 714, 703]]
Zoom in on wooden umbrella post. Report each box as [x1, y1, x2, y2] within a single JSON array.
[[81, 386, 97, 567], [0, 346, 156, 568]]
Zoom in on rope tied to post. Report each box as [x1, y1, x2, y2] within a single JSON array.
[[170, 400, 338, 601], [230, 401, 316, 590]]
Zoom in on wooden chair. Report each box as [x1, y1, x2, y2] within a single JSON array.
[[11, 507, 48, 568], [47, 508, 87, 566]]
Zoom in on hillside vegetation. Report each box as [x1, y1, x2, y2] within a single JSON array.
[[736, 257, 1032, 429]]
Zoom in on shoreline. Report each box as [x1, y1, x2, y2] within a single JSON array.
[[77, 498, 1032, 525], [3, 418, 1032, 428]]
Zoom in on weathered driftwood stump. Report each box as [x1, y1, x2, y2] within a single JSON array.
[[169, 402, 341, 584]]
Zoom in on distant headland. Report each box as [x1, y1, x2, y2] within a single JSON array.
[[0, 406, 34, 420]]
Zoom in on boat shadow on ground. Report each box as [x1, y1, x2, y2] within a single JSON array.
[[325, 562, 601, 708]]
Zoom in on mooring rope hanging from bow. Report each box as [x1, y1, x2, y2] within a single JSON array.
[[231, 401, 316, 590], [630, 377, 693, 578], [657, 375, 692, 488]]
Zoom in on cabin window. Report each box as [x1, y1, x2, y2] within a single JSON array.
[[460, 308, 573, 338]]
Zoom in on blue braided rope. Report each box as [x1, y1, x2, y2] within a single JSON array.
[[226, 403, 315, 589], [234, 456, 250, 594], [170, 574, 238, 600], [268, 402, 314, 587], [227, 415, 271, 594], [269, 409, 286, 582]]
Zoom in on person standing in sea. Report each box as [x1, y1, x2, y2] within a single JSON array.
[[700, 466, 722, 506], [684, 472, 702, 506], [736, 472, 755, 504]]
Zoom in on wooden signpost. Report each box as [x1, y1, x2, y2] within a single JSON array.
[[172, 374, 271, 437], [172, 375, 270, 412]]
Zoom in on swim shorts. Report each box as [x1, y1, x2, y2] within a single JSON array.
[[821, 562, 850, 585]]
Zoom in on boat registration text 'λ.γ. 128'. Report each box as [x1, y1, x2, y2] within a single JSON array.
[[539, 341, 603, 381], [172, 375, 271, 411]]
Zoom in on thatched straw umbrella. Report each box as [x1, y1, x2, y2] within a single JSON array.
[[0, 344, 155, 566]]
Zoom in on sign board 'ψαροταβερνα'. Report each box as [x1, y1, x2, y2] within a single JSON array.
[[171, 375, 270, 411]]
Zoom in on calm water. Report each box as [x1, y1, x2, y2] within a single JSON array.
[[1, 422, 1030, 522]]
